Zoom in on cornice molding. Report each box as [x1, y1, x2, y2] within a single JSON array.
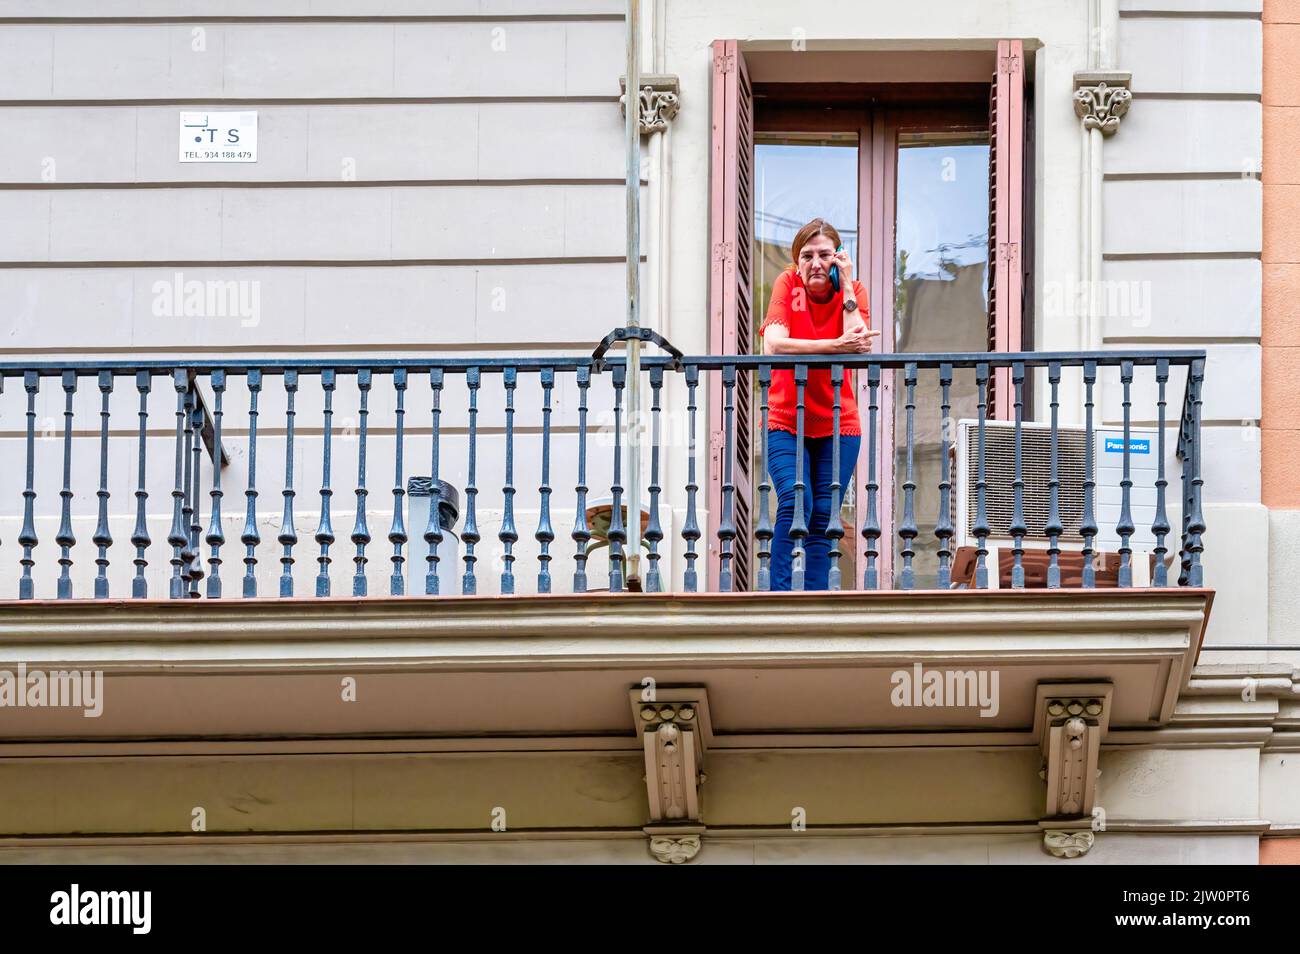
[[1, 719, 1293, 758], [0, 589, 1211, 658], [0, 819, 1267, 854], [0, 818, 1271, 848]]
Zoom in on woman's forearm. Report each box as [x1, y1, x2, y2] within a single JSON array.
[[763, 335, 842, 355]]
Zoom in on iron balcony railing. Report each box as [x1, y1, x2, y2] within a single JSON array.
[[0, 329, 1205, 599]]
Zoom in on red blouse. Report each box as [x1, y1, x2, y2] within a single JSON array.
[[758, 268, 866, 438]]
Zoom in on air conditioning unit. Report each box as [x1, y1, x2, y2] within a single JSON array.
[[953, 419, 1166, 587]]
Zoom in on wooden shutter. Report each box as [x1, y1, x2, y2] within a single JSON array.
[[987, 39, 1025, 419], [707, 39, 754, 590]]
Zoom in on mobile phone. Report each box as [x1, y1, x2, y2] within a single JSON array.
[[829, 245, 843, 293]]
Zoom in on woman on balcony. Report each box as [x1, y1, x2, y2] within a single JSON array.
[[759, 218, 878, 591]]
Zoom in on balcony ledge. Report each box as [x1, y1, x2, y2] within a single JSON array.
[[0, 588, 1212, 743]]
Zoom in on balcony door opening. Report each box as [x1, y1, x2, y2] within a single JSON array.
[[711, 42, 1032, 590]]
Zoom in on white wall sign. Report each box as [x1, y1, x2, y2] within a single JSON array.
[[178, 111, 258, 163]]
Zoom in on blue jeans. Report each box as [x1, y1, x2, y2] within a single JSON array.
[[766, 430, 861, 591]]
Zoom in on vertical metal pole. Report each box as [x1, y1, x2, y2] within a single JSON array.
[[624, 0, 643, 586]]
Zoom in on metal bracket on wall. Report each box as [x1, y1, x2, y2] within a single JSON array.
[[591, 325, 684, 372]]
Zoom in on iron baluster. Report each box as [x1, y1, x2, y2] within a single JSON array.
[[898, 363, 918, 591], [315, 369, 337, 597], [205, 370, 226, 597], [389, 369, 408, 596], [241, 370, 262, 598], [1045, 362, 1063, 589], [1152, 359, 1171, 587], [131, 371, 152, 598], [93, 371, 114, 599], [351, 368, 372, 596], [863, 366, 881, 590], [645, 365, 665, 593], [499, 367, 518, 594], [682, 364, 701, 593], [1009, 362, 1026, 589], [935, 363, 954, 589], [461, 366, 480, 595], [755, 365, 773, 592], [1081, 362, 1098, 588], [279, 369, 299, 597]]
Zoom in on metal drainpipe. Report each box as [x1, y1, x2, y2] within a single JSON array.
[[1084, 0, 1117, 356], [1080, 0, 1096, 356], [625, 0, 643, 585], [1093, 0, 1118, 356], [656, 23, 673, 588]]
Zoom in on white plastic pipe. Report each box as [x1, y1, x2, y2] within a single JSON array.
[[625, 0, 643, 584]]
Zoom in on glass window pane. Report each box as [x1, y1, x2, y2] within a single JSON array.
[[753, 134, 859, 352], [892, 132, 990, 586], [752, 133, 860, 583]]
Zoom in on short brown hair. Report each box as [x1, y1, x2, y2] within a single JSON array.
[[790, 218, 842, 267]]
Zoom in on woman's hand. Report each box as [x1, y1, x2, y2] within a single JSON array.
[[832, 248, 854, 284], [761, 315, 878, 355], [834, 327, 879, 353]]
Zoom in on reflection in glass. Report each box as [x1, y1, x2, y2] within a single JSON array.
[[892, 132, 990, 585], [753, 134, 859, 352]]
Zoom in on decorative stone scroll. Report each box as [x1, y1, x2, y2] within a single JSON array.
[[1073, 71, 1132, 136], [1043, 829, 1096, 859], [619, 74, 681, 134]]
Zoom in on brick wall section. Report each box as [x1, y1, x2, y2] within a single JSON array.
[[1263, 1, 1300, 505], [1260, 835, 1300, 863]]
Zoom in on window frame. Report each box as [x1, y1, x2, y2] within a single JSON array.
[[712, 50, 1033, 590]]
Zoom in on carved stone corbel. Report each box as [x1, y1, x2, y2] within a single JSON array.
[[619, 74, 681, 134], [1043, 828, 1096, 859], [629, 687, 711, 862], [646, 828, 704, 864], [1034, 683, 1112, 857], [1073, 71, 1132, 136]]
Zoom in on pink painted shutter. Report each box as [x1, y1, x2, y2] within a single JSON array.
[[707, 39, 754, 591], [987, 39, 1025, 418]]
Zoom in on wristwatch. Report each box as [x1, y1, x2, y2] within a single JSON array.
[[843, 298, 859, 313]]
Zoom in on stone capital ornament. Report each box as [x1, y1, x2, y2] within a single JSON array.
[[1073, 71, 1132, 136], [619, 74, 681, 134]]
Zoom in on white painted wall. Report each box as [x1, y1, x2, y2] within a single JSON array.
[[1109, 2, 1267, 653]]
